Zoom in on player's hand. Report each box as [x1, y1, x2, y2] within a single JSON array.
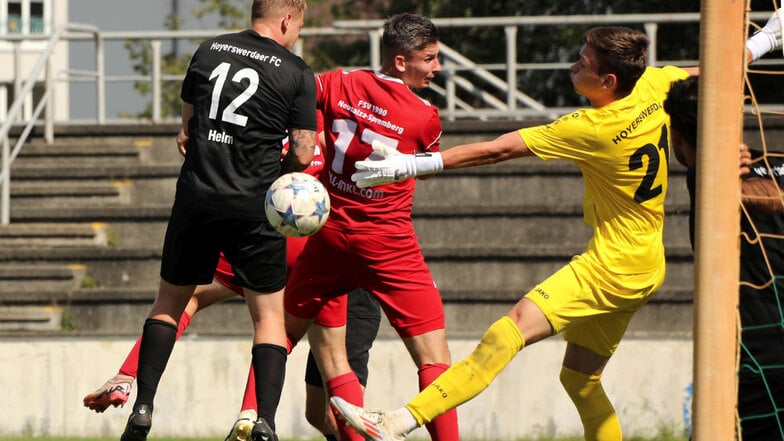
[[351, 140, 443, 188], [351, 140, 408, 188], [176, 128, 189, 157], [739, 143, 752, 177]]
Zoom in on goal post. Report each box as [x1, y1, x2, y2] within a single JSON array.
[[691, 0, 746, 439]]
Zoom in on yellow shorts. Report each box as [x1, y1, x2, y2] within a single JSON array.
[[524, 252, 664, 357]]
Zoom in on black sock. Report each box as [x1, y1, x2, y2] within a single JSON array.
[[134, 318, 178, 412], [325, 435, 339, 441], [252, 343, 287, 431]]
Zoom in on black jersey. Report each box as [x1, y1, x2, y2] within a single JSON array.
[[686, 150, 784, 373], [738, 151, 784, 375], [178, 29, 317, 220]]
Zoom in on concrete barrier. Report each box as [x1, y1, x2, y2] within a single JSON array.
[[1, 333, 692, 439]]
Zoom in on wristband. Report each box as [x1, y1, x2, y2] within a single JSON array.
[[412, 152, 444, 176]]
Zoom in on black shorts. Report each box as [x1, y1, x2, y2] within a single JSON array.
[[305, 288, 381, 387], [160, 199, 287, 293]]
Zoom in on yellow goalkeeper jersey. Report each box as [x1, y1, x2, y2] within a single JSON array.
[[520, 65, 690, 274]]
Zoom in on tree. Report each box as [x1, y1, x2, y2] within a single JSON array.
[[125, 0, 348, 119], [127, 1, 780, 119]]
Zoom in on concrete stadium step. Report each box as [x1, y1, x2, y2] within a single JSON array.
[[18, 128, 185, 164], [0, 222, 107, 247], [9, 204, 171, 222], [29, 286, 691, 337], [0, 263, 86, 294], [14, 143, 142, 167], [10, 165, 179, 207], [0, 246, 162, 289], [0, 122, 704, 337], [19, 140, 141, 155], [0, 305, 64, 331], [413, 160, 691, 208], [0, 240, 695, 305], [413, 205, 692, 248], [6, 204, 690, 249], [424, 246, 694, 295], [10, 163, 181, 180], [441, 289, 694, 338], [10, 181, 127, 206]]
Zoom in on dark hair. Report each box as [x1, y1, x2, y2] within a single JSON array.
[[582, 27, 649, 96], [663, 76, 699, 148], [382, 13, 439, 58]]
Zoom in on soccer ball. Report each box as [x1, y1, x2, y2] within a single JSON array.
[[265, 172, 330, 237]]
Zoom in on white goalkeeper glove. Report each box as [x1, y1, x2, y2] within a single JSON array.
[[351, 140, 443, 188], [746, 8, 783, 62]]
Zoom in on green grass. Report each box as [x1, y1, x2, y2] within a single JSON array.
[[0, 436, 688, 441]]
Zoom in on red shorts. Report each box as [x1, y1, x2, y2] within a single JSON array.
[[214, 236, 310, 296], [286, 236, 308, 270], [284, 226, 445, 338], [213, 252, 244, 295]]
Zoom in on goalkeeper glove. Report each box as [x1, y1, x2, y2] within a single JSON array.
[[351, 140, 443, 188], [746, 8, 783, 62]]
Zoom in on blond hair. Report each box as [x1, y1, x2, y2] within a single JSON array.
[[252, 0, 306, 20]]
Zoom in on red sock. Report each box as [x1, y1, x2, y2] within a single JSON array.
[[326, 372, 365, 441], [419, 363, 460, 441], [118, 311, 192, 377], [240, 362, 257, 412]]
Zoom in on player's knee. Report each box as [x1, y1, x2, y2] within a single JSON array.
[[560, 367, 621, 440], [559, 366, 598, 401]]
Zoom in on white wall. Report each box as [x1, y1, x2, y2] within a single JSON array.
[[0, 335, 692, 439], [0, 0, 69, 121]]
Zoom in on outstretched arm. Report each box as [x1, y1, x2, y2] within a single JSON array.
[[441, 130, 533, 170], [351, 130, 532, 188], [747, 9, 783, 63]]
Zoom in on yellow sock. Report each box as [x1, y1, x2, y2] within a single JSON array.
[[406, 316, 524, 425], [559, 366, 622, 441]]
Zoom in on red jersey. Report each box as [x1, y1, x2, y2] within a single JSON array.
[[315, 69, 442, 234]]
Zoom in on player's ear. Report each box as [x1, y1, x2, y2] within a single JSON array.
[[280, 12, 292, 33], [602, 73, 618, 90], [393, 54, 407, 74]]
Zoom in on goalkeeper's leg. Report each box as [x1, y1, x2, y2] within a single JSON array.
[[560, 343, 621, 441], [406, 317, 523, 425], [406, 296, 553, 425], [332, 315, 529, 441]]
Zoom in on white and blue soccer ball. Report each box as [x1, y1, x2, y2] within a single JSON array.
[[265, 172, 330, 237]]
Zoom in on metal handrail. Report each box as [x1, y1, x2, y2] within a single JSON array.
[[0, 23, 102, 224], [2, 12, 781, 224], [6, 12, 780, 128]]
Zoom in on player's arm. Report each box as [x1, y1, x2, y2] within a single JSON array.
[[741, 144, 784, 215], [176, 101, 194, 156], [747, 9, 783, 63], [441, 131, 533, 169], [742, 177, 783, 215], [351, 130, 532, 188], [687, 9, 782, 75], [281, 128, 316, 173]]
